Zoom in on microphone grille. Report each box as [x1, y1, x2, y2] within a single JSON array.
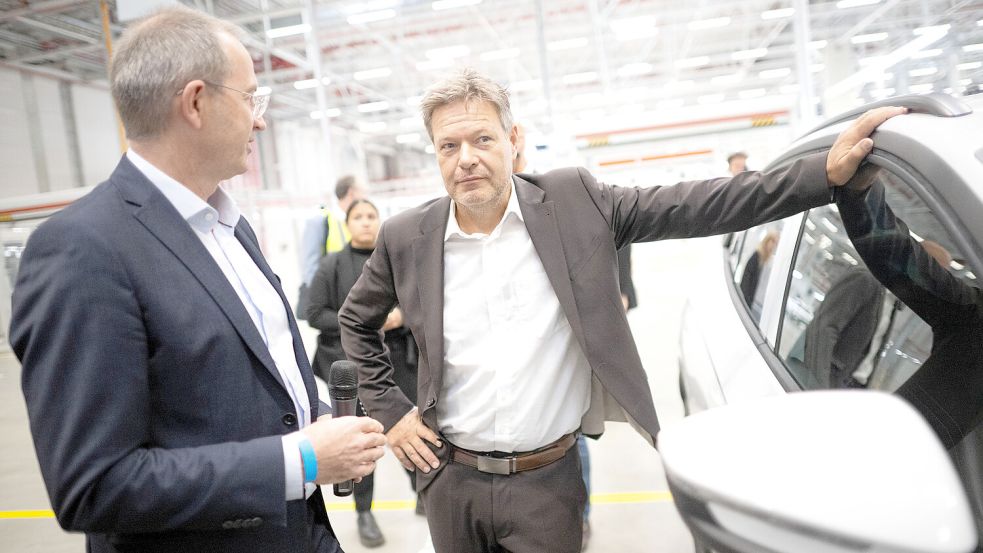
[[329, 360, 358, 389]]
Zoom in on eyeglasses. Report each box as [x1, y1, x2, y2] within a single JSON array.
[[200, 80, 270, 119]]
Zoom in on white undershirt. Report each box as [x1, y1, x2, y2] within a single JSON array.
[[127, 150, 314, 500], [439, 179, 592, 452]]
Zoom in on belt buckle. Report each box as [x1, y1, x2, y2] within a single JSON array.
[[476, 455, 512, 475]]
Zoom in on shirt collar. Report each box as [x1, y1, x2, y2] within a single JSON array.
[[444, 177, 522, 242], [126, 149, 241, 233]]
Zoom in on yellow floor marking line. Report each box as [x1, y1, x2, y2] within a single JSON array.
[[324, 491, 674, 512], [0, 510, 55, 519], [0, 492, 674, 519]]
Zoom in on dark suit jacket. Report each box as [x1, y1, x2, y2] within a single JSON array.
[[803, 266, 885, 388], [339, 154, 830, 491], [9, 157, 337, 553], [838, 182, 983, 449]]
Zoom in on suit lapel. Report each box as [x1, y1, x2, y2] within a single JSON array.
[[412, 198, 450, 398], [113, 159, 288, 392], [514, 176, 589, 355], [235, 220, 320, 416]]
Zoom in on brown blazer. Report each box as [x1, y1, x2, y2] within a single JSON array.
[[339, 154, 830, 490]]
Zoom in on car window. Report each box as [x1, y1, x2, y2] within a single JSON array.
[[733, 222, 785, 324], [726, 231, 745, 273], [777, 168, 974, 395]]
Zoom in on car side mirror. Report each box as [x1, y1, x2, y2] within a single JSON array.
[[658, 391, 977, 553]]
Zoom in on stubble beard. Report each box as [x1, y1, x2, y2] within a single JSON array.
[[455, 177, 511, 218]]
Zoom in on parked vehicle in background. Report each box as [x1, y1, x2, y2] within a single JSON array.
[[675, 92, 983, 552]]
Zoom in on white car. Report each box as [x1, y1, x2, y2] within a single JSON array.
[[674, 92, 983, 552]]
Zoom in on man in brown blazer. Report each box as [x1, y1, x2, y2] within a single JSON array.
[[339, 68, 905, 552]]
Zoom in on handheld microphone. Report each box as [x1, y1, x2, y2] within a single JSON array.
[[329, 360, 359, 497]]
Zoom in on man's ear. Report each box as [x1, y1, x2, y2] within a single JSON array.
[[176, 80, 207, 130]]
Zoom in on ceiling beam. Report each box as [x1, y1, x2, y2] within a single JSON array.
[[0, 0, 86, 23]]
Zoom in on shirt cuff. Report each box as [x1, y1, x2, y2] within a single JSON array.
[[281, 432, 307, 501]]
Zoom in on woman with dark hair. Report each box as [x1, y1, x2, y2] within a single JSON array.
[[307, 198, 418, 548]]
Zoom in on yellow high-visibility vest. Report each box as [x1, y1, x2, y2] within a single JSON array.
[[323, 208, 351, 255]]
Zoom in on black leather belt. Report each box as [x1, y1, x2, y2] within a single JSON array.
[[450, 433, 578, 475]]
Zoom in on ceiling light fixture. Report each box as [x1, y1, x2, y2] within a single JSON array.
[[697, 93, 725, 104], [675, 56, 710, 68], [310, 108, 341, 119], [266, 23, 310, 39], [836, 0, 880, 8], [759, 67, 792, 79], [293, 77, 331, 90], [354, 67, 392, 80], [738, 88, 767, 99], [762, 8, 794, 19], [562, 71, 599, 84], [610, 15, 657, 40], [617, 63, 653, 77], [347, 9, 395, 24], [688, 17, 730, 30], [357, 101, 390, 113], [480, 48, 520, 61], [426, 45, 471, 59], [732, 48, 767, 61], [358, 121, 388, 133], [911, 48, 943, 59], [548, 37, 589, 51], [851, 32, 888, 44], [432, 0, 481, 10]]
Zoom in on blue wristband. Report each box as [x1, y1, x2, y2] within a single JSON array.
[[298, 438, 317, 483]]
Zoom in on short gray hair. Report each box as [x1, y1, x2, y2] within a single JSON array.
[[110, 6, 242, 140], [420, 68, 514, 141]]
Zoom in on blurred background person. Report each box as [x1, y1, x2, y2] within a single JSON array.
[[739, 230, 779, 321], [306, 198, 419, 548], [296, 175, 364, 321], [727, 152, 749, 176]]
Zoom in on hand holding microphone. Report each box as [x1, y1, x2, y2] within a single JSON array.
[[300, 360, 385, 489]]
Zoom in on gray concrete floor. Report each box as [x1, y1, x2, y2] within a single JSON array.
[[0, 237, 719, 552]]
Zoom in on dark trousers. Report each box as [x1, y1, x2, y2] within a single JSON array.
[[420, 445, 586, 553]]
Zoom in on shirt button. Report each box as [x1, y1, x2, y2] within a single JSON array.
[[426, 397, 436, 408], [282, 413, 297, 426]]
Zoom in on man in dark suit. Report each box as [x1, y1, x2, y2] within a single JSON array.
[[338, 68, 905, 552], [9, 7, 385, 552]]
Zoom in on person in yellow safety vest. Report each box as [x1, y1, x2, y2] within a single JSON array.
[[296, 175, 364, 320]]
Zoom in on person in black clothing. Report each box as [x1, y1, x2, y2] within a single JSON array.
[[739, 230, 779, 318], [838, 166, 983, 450], [307, 199, 419, 547]]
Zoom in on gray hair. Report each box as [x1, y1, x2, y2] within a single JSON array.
[[110, 5, 242, 140], [420, 68, 514, 141]]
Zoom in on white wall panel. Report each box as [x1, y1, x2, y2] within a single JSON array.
[[0, 69, 38, 196], [71, 84, 121, 187], [34, 79, 73, 191]]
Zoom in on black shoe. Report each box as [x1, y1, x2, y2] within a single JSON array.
[[357, 511, 385, 548]]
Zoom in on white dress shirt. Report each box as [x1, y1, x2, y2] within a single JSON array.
[[127, 150, 314, 500], [439, 179, 592, 452]]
